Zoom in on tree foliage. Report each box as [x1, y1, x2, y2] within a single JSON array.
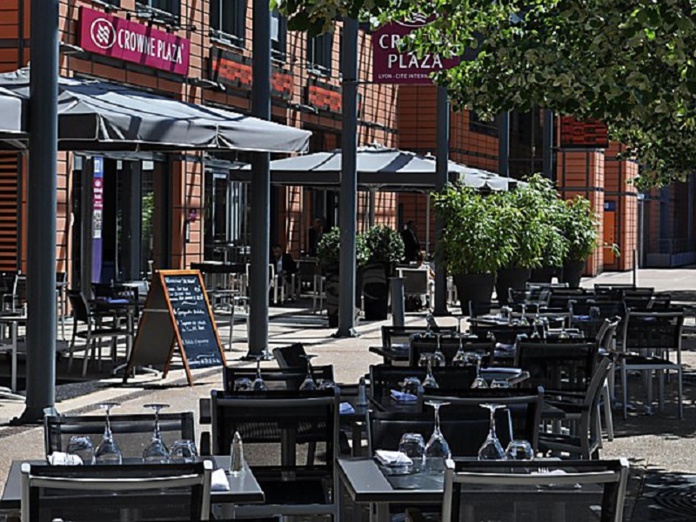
[[278, 0, 696, 187]]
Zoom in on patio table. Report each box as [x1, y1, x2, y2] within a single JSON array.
[[337, 457, 602, 522], [0, 455, 264, 515]]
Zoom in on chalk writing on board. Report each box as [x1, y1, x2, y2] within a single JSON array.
[[163, 274, 223, 370]]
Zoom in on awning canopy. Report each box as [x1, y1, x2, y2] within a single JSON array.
[[0, 86, 26, 147], [229, 144, 520, 191], [0, 68, 310, 153]]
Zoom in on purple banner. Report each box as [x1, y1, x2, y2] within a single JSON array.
[[79, 6, 190, 76], [372, 16, 460, 84]]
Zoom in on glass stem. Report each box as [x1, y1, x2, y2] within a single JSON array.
[[434, 405, 442, 435], [154, 410, 161, 440], [489, 408, 497, 439], [507, 409, 514, 441], [104, 409, 112, 440]]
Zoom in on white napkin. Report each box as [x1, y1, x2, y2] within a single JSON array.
[[374, 450, 413, 467], [339, 402, 356, 415], [211, 468, 231, 491], [47, 452, 82, 466], [390, 389, 417, 402]]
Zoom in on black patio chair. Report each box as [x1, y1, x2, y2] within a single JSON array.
[[440, 458, 629, 522], [210, 388, 339, 519], [21, 461, 212, 521], [44, 411, 196, 459]]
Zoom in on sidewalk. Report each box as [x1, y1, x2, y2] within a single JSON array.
[[0, 267, 695, 518]]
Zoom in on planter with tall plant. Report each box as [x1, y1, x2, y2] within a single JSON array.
[[557, 196, 599, 288], [361, 225, 405, 320], [434, 185, 515, 311], [316, 228, 370, 327]]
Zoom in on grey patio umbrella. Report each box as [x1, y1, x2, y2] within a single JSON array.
[[0, 86, 26, 147], [0, 68, 310, 153], [229, 143, 520, 191]]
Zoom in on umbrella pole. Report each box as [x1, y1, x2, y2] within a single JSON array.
[[17, 0, 59, 423], [433, 86, 449, 316], [369, 188, 376, 227], [246, 0, 273, 359], [425, 194, 431, 255], [335, 18, 359, 338]]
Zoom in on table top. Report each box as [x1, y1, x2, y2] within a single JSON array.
[[0, 456, 264, 511], [338, 458, 444, 504]]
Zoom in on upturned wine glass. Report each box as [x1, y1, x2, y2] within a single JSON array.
[[143, 403, 170, 463], [432, 336, 446, 367], [95, 402, 122, 465], [478, 403, 506, 460], [398, 433, 426, 473], [400, 376, 421, 396], [422, 355, 439, 390], [424, 400, 451, 473], [169, 439, 198, 463], [470, 353, 489, 389], [504, 409, 534, 460], [299, 354, 318, 391], [452, 335, 468, 367], [251, 354, 268, 392]]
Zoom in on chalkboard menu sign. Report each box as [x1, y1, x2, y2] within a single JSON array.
[[124, 270, 226, 385]]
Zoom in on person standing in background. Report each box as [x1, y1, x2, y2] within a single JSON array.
[[308, 217, 325, 257], [400, 221, 420, 262]]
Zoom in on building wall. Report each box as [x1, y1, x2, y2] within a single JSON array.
[[0, 1, 662, 275]]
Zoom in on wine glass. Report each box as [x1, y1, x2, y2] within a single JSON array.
[[170, 439, 198, 463], [424, 400, 451, 473], [234, 377, 254, 391], [400, 376, 421, 397], [299, 354, 318, 391], [504, 409, 534, 460], [95, 402, 123, 465], [432, 335, 446, 367], [470, 353, 489, 389], [251, 354, 268, 392], [478, 403, 506, 460], [452, 334, 467, 367], [143, 403, 170, 463], [398, 433, 426, 473], [422, 355, 439, 390], [66, 435, 95, 465]]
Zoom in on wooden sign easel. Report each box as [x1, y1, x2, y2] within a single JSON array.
[[124, 269, 227, 385]]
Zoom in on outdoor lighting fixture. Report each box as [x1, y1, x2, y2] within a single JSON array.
[[190, 78, 222, 90], [59, 42, 84, 55]]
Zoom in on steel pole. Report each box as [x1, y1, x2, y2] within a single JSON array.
[[542, 109, 554, 179], [433, 86, 449, 316], [498, 111, 510, 177], [246, 0, 272, 358], [17, 0, 59, 423], [335, 18, 359, 338]]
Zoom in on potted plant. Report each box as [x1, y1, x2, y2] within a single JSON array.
[[557, 196, 599, 288], [502, 175, 568, 288], [316, 227, 370, 327], [361, 225, 405, 320], [433, 185, 515, 310]]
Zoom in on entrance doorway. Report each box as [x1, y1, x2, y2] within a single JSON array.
[[71, 155, 171, 289]]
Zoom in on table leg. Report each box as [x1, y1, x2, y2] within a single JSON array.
[[372, 502, 390, 522]]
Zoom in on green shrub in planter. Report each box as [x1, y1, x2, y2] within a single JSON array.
[[316, 227, 370, 271], [557, 196, 599, 287], [434, 185, 515, 276], [363, 225, 405, 265]]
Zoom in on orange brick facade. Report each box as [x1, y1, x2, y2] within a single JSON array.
[[0, 1, 647, 278]]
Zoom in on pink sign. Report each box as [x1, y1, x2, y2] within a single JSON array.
[[372, 15, 460, 84], [78, 6, 190, 76]]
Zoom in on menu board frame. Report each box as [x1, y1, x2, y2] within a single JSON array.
[[123, 269, 227, 386]]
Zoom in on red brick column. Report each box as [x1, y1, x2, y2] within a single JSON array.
[[557, 150, 605, 276]]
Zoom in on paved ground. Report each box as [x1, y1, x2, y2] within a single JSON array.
[[1, 267, 696, 520]]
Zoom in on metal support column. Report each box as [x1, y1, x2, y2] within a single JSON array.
[[498, 112, 510, 177], [368, 188, 376, 227], [433, 86, 449, 316], [335, 18, 359, 338], [123, 161, 142, 281], [542, 110, 554, 179], [17, 0, 59, 423], [246, 0, 272, 357]]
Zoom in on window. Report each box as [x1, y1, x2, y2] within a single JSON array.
[[307, 33, 333, 75], [93, 0, 121, 7], [210, 0, 247, 47], [136, 0, 180, 24], [271, 10, 287, 61]]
